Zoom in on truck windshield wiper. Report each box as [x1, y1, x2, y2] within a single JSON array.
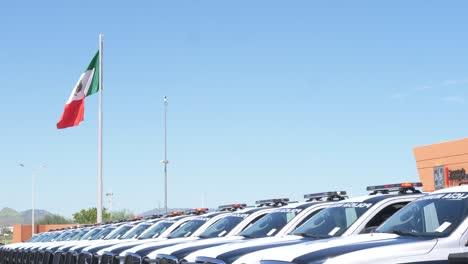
[[294, 233, 331, 239], [392, 230, 421, 237], [241, 234, 258, 238]]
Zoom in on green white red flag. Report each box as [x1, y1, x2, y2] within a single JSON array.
[[56, 52, 100, 129]]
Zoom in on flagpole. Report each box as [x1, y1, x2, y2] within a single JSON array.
[[97, 33, 104, 223], [161, 96, 169, 213]]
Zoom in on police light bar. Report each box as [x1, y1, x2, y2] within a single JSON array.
[[187, 208, 209, 215], [255, 198, 290, 207], [218, 203, 248, 211], [164, 211, 185, 217], [367, 182, 423, 195], [304, 191, 347, 201]]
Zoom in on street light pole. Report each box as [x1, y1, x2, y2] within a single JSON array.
[[32, 169, 35, 235], [161, 96, 169, 213], [18, 163, 45, 235], [106, 192, 114, 220]]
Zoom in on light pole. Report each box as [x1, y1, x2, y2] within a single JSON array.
[[160, 96, 169, 213], [18, 163, 45, 235], [106, 192, 114, 220]]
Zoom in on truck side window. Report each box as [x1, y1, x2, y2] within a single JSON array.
[[361, 202, 408, 234], [240, 214, 265, 232]]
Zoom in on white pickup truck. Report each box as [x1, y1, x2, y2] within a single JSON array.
[[241, 185, 468, 264], [183, 182, 424, 264]]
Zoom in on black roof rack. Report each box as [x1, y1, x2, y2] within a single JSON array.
[[255, 198, 290, 207], [367, 182, 423, 195], [304, 191, 348, 202], [145, 214, 163, 220]]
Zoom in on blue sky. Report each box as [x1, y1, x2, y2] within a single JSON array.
[[1, 0, 468, 218]]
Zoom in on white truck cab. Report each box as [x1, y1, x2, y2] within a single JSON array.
[[250, 185, 468, 264], [185, 182, 424, 264], [122, 195, 346, 264], [146, 193, 349, 264]]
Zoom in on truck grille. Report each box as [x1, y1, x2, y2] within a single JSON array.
[[36, 251, 45, 264], [64, 252, 77, 264], [29, 252, 37, 264], [124, 254, 141, 264], [21, 251, 29, 264], [51, 252, 66, 264], [101, 253, 119, 264], [77, 253, 93, 264]]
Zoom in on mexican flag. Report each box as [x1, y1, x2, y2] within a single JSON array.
[[57, 52, 100, 129]]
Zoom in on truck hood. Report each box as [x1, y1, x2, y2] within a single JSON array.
[[44, 240, 85, 251], [320, 237, 438, 264], [119, 237, 198, 256], [254, 233, 437, 264], [57, 240, 89, 251], [29, 241, 62, 250], [96, 238, 162, 255], [146, 236, 247, 259], [184, 236, 303, 262], [2, 242, 32, 250], [70, 239, 130, 252], [82, 239, 136, 252]]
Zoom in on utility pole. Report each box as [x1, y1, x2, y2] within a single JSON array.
[[18, 163, 45, 235], [106, 192, 114, 220], [160, 96, 169, 213]]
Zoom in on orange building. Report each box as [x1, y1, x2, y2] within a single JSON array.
[[413, 138, 468, 192]]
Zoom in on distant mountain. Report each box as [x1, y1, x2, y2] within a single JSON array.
[[0, 208, 23, 226], [0, 208, 53, 226], [21, 209, 53, 222]]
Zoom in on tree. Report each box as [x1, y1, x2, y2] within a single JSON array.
[[72, 208, 110, 224], [0, 227, 12, 235], [0, 227, 12, 245], [36, 214, 73, 225], [109, 209, 134, 221], [72, 208, 135, 224]]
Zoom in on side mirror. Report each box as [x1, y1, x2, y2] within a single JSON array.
[[360, 226, 378, 234]]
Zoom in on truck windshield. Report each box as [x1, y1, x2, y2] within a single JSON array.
[[80, 228, 103, 240], [377, 192, 468, 238], [120, 223, 151, 239], [27, 234, 39, 242], [239, 208, 303, 238], [36, 233, 53, 242], [167, 219, 207, 238], [198, 215, 246, 238], [105, 225, 133, 240], [292, 202, 374, 238], [67, 230, 87, 240], [91, 226, 115, 240], [138, 221, 174, 239], [54, 231, 73, 241]]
